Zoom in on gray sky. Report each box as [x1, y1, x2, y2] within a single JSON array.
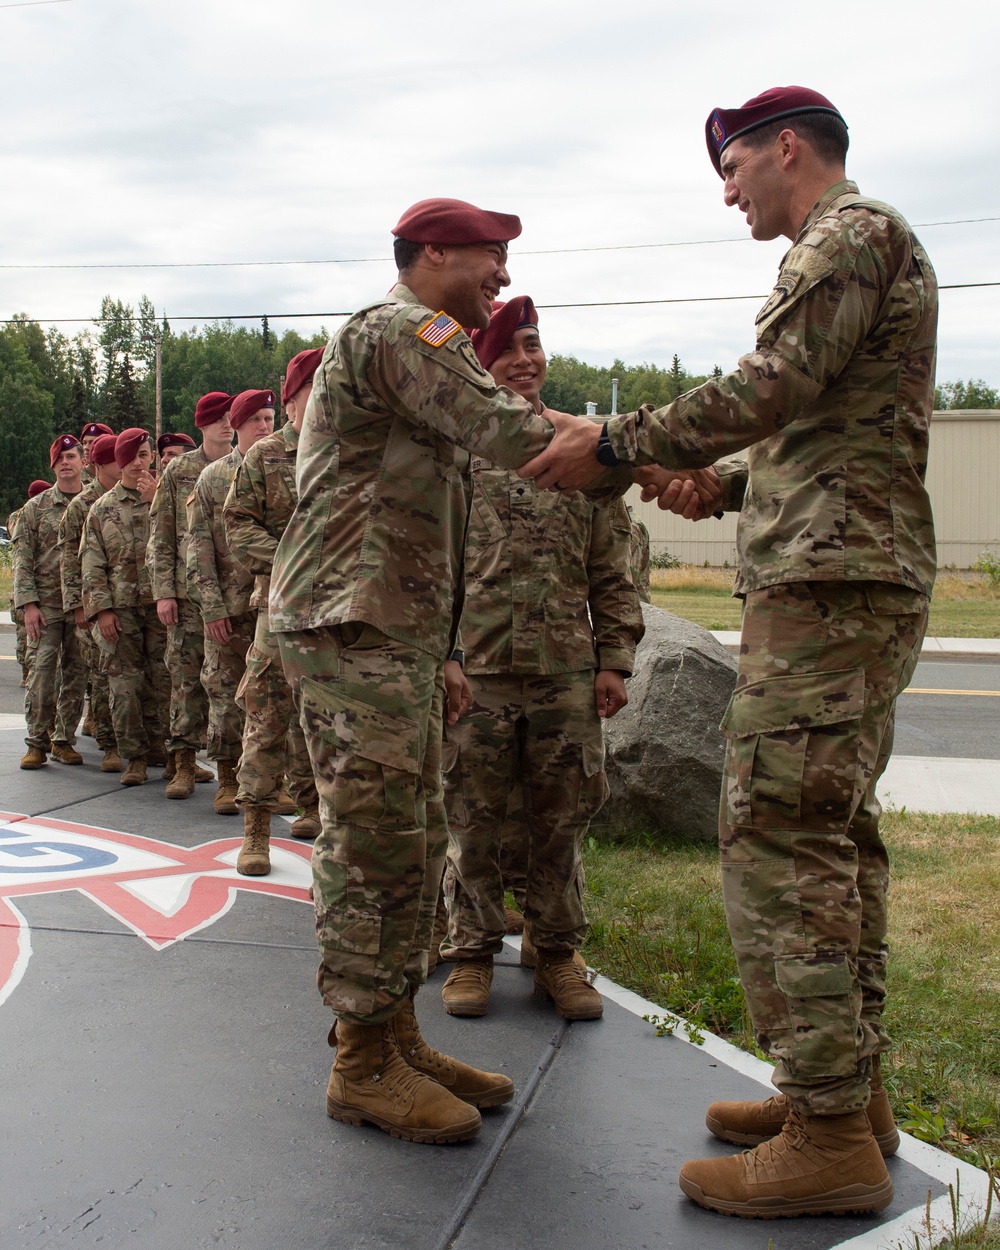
[[2, 0, 998, 385]]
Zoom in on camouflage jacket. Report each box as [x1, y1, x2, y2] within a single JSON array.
[[628, 514, 651, 604], [606, 181, 938, 597], [186, 447, 253, 621], [223, 424, 298, 612], [80, 483, 154, 616], [269, 283, 630, 659], [461, 461, 643, 675], [58, 478, 105, 614], [146, 446, 211, 602], [12, 485, 81, 612]]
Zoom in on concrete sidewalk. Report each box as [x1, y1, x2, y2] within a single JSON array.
[[712, 630, 1000, 658]]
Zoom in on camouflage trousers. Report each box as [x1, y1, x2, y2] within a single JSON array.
[[23, 606, 87, 751], [78, 625, 116, 751], [202, 611, 255, 762], [719, 581, 928, 1116], [499, 782, 529, 909], [164, 597, 208, 753], [236, 614, 316, 811], [440, 670, 608, 960], [12, 604, 27, 681], [95, 605, 170, 761], [277, 623, 446, 1025]]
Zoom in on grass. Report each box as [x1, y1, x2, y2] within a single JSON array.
[[581, 809, 1000, 1176], [649, 566, 1000, 637]]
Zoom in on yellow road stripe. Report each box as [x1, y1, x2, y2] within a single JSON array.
[[904, 688, 1000, 697]]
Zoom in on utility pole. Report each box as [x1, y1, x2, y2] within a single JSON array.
[[155, 332, 162, 443]]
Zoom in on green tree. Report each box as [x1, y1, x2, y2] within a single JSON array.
[[935, 379, 999, 409], [0, 329, 56, 517]]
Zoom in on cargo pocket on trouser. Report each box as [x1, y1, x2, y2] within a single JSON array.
[[299, 675, 423, 1017], [575, 735, 610, 821], [718, 668, 867, 1083], [237, 645, 271, 720]]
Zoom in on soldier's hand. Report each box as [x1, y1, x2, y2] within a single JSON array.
[[157, 598, 179, 627], [444, 660, 473, 725], [206, 615, 233, 644], [97, 609, 121, 643], [637, 466, 722, 520], [136, 470, 158, 504], [24, 603, 46, 642], [595, 670, 628, 719], [73, 607, 87, 629], [518, 410, 603, 493]]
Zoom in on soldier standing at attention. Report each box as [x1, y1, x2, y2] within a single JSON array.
[[8, 480, 52, 687], [148, 393, 233, 798], [59, 433, 122, 773], [186, 389, 275, 815], [518, 86, 937, 1220], [14, 435, 88, 769], [223, 352, 324, 876], [268, 198, 648, 1147], [81, 429, 169, 787], [439, 297, 643, 1022], [157, 431, 196, 468], [79, 422, 113, 478]]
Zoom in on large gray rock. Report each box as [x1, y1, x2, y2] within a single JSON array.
[[600, 604, 738, 844]]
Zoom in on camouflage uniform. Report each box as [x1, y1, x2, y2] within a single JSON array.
[[441, 469, 643, 959], [7, 508, 27, 680], [186, 448, 254, 761], [12, 486, 87, 751], [223, 424, 316, 811], [628, 512, 651, 604], [605, 181, 938, 1115], [59, 478, 116, 752], [81, 483, 169, 761], [269, 283, 625, 1025], [147, 448, 211, 752]]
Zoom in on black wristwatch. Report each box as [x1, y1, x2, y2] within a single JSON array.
[[448, 649, 465, 667], [595, 421, 622, 468]]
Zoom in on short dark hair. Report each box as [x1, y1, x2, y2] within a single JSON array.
[[741, 110, 849, 165], [393, 238, 422, 272]]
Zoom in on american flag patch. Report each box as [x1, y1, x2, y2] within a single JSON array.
[[416, 311, 462, 348]]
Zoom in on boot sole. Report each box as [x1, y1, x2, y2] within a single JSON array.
[[453, 1080, 514, 1109], [214, 805, 239, 815], [706, 1119, 901, 1159], [19, 761, 47, 770], [52, 756, 83, 765], [100, 763, 122, 773], [678, 1173, 894, 1218], [442, 1000, 489, 1017], [237, 863, 271, 876], [326, 1097, 481, 1143], [532, 983, 603, 1020]]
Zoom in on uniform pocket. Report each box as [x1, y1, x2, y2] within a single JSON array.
[[299, 676, 420, 831], [237, 645, 272, 718], [576, 735, 610, 820], [721, 668, 865, 830]]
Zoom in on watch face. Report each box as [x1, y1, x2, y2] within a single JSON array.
[[596, 439, 620, 468]]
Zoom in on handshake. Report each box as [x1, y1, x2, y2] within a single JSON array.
[[634, 464, 723, 521]]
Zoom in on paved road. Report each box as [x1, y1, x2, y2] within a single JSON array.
[[2, 647, 996, 756]]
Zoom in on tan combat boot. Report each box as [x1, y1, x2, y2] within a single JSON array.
[[237, 808, 271, 876], [289, 806, 321, 839], [706, 1054, 900, 1158], [326, 1016, 481, 1144], [520, 924, 588, 972], [214, 758, 239, 814], [51, 743, 83, 765], [163, 750, 177, 781], [679, 1105, 893, 1218], [426, 895, 450, 975], [389, 991, 513, 1108], [274, 779, 297, 815], [19, 746, 47, 770], [193, 760, 215, 783], [534, 949, 603, 1020], [441, 957, 493, 1016], [100, 747, 122, 773], [120, 756, 148, 786], [165, 748, 197, 799]]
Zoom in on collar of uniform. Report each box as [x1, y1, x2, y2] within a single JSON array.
[[120, 485, 141, 500], [795, 179, 860, 242], [282, 423, 299, 450], [388, 282, 423, 308]]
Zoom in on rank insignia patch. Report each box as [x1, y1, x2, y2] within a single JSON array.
[[417, 311, 462, 348]]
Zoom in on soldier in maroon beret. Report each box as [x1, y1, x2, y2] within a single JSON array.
[[14, 435, 87, 769], [80, 422, 114, 475], [147, 392, 235, 795], [27, 480, 52, 498], [157, 432, 196, 466], [519, 86, 936, 1220], [281, 348, 324, 412]]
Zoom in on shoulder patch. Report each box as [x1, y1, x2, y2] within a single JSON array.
[[416, 311, 462, 348], [186, 490, 196, 506]]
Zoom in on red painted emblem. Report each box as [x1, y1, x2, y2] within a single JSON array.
[[0, 811, 312, 1007]]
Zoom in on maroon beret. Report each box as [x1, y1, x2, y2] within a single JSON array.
[[89, 434, 119, 466], [49, 433, 81, 467], [706, 86, 845, 176], [115, 427, 151, 467], [392, 198, 522, 246], [282, 348, 324, 403], [80, 421, 113, 441], [28, 480, 52, 498], [230, 389, 275, 430], [194, 391, 233, 428], [470, 297, 539, 371], [157, 431, 196, 456]]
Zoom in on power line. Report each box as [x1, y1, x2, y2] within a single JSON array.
[[0, 0, 73, 8], [2, 280, 995, 328], [1, 216, 998, 271]]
